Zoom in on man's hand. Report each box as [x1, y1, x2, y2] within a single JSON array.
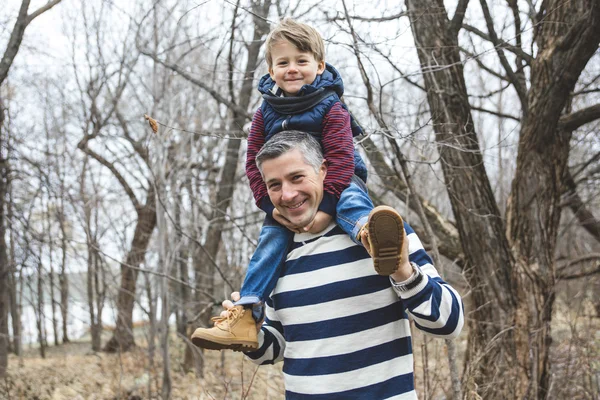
[[221, 292, 263, 332], [272, 209, 302, 232], [390, 231, 412, 282], [302, 211, 333, 234], [360, 224, 413, 281]]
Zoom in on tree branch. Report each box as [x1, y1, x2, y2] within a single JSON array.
[[450, 0, 470, 35], [329, 10, 407, 23], [471, 106, 520, 121], [559, 103, 600, 131], [0, 0, 31, 87], [562, 168, 600, 243], [26, 0, 62, 23], [462, 23, 534, 64], [476, 0, 529, 111], [556, 253, 600, 280], [77, 136, 141, 212], [460, 46, 510, 82], [138, 49, 252, 121], [0, 0, 63, 87]]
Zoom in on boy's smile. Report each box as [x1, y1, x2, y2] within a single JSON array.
[[268, 40, 325, 96]]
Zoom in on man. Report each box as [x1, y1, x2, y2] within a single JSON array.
[[197, 131, 464, 399]]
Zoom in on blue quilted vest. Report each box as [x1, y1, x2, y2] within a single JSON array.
[[258, 63, 368, 182]]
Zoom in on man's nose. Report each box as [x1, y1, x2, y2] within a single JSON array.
[[281, 183, 297, 202]]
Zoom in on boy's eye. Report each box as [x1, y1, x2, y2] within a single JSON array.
[[277, 61, 287, 66]]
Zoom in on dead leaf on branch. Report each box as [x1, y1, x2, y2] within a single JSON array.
[[144, 114, 158, 133]]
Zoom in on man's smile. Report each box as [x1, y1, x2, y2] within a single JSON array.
[[286, 199, 306, 210]]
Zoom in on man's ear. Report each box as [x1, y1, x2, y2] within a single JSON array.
[[320, 159, 328, 177], [316, 60, 326, 75]]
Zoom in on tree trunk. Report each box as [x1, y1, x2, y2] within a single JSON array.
[[49, 268, 59, 346], [182, 0, 271, 375], [7, 175, 20, 356], [36, 259, 46, 358], [104, 185, 157, 353], [58, 194, 69, 343], [92, 244, 105, 352], [404, 4, 516, 396], [0, 98, 8, 378], [48, 251, 59, 346], [405, 0, 600, 398], [506, 2, 600, 397], [174, 190, 189, 337]]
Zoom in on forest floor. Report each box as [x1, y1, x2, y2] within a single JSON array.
[[2, 325, 466, 400], [2, 292, 598, 400], [2, 330, 286, 400]]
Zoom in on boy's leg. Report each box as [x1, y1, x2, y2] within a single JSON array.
[[335, 176, 374, 245], [336, 176, 405, 276], [235, 215, 292, 321], [191, 215, 291, 351]]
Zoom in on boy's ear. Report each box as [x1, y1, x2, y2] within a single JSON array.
[[317, 60, 326, 75], [268, 65, 275, 79]]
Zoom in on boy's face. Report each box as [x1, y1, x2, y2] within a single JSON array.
[[268, 40, 325, 96]]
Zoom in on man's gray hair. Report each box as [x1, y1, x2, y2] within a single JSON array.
[[256, 131, 324, 174]]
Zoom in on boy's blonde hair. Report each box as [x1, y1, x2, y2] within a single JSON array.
[[265, 18, 325, 67]]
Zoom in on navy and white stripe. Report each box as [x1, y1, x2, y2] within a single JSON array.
[[245, 223, 464, 399]]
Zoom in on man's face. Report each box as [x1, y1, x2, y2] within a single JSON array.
[[261, 148, 327, 228], [268, 40, 325, 96]]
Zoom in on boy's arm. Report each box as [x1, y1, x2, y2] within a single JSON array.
[[319, 102, 356, 216], [393, 224, 465, 339], [244, 300, 286, 365], [246, 108, 275, 215]]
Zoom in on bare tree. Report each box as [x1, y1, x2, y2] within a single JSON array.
[[0, 0, 63, 378], [0, 97, 9, 377], [402, 0, 600, 398]]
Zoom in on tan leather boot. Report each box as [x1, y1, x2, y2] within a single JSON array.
[[360, 206, 405, 276], [191, 305, 259, 351]]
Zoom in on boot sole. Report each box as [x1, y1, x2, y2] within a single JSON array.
[[367, 206, 404, 276], [191, 331, 258, 352]]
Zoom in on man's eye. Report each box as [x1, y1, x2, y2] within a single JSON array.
[[268, 183, 281, 189], [292, 175, 303, 181]]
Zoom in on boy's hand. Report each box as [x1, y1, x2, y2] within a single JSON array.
[[221, 292, 263, 332], [273, 209, 302, 232], [303, 211, 333, 234]]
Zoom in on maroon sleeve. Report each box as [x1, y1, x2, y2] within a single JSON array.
[[246, 108, 274, 214], [319, 102, 355, 216]]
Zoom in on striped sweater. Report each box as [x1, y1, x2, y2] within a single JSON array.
[[245, 222, 464, 399]]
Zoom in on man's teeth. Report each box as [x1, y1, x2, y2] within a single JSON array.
[[288, 200, 305, 209]]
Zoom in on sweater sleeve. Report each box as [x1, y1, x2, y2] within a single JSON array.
[[243, 300, 286, 365], [393, 223, 465, 339], [246, 108, 274, 215], [319, 102, 356, 216]]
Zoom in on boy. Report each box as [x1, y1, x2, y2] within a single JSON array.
[[191, 18, 405, 351]]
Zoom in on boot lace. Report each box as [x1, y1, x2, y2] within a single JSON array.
[[211, 307, 243, 333]]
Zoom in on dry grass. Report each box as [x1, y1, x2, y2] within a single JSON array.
[[2, 292, 598, 400], [2, 338, 284, 400]]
